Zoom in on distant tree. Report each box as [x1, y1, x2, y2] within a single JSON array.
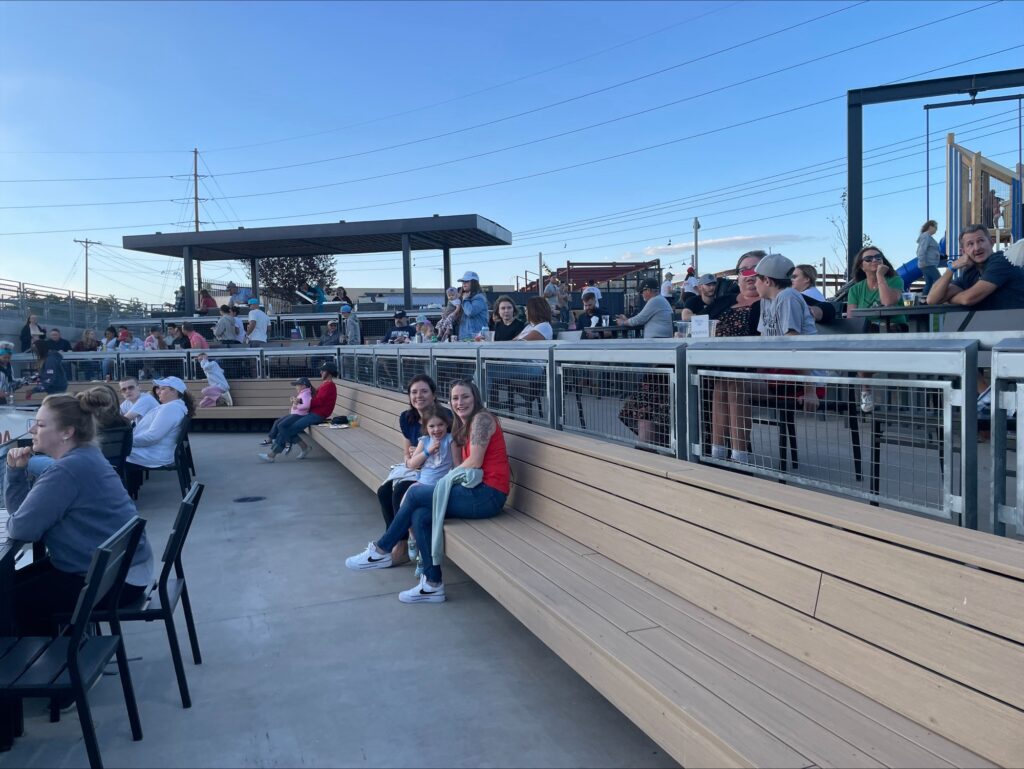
[[828, 190, 873, 276], [255, 255, 337, 301]]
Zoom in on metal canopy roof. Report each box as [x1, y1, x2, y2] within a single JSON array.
[[121, 214, 512, 261]]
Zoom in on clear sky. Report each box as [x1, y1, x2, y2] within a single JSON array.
[[1, 0, 1022, 304]]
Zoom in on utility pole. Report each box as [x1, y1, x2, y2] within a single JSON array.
[[193, 148, 203, 293], [538, 252, 544, 296], [73, 238, 101, 301], [692, 217, 701, 274], [821, 257, 827, 298]]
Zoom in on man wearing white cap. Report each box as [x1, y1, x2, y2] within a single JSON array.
[[124, 375, 193, 499], [245, 297, 270, 348], [340, 304, 361, 345], [456, 270, 489, 341], [661, 272, 675, 299]]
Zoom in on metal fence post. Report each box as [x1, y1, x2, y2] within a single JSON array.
[[674, 344, 688, 460], [960, 342, 978, 530]]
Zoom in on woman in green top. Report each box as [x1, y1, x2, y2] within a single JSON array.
[[846, 246, 906, 330], [846, 246, 906, 412]]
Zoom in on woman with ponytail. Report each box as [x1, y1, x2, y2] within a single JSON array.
[[4, 394, 154, 635]]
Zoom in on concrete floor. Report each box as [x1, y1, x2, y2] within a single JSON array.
[[5, 433, 676, 769]]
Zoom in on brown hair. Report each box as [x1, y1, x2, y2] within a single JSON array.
[[41, 394, 97, 444], [450, 378, 486, 448], [77, 385, 130, 430], [793, 264, 818, 285], [852, 246, 894, 282], [492, 295, 517, 324], [525, 296, 552, 326], [419, 404, 453, 431], [921, 219, 938, 233]]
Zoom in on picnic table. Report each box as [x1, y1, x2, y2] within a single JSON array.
[[847, 303, 974, 333]]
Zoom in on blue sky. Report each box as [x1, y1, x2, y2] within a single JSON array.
[[1, 0, 1022, 304]]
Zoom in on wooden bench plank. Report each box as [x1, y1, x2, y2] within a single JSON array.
[[814, 575, 1024, 711], [508, 457, 823, 615], [448, 521, 812, 769]]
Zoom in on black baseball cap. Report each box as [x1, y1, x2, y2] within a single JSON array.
[[320, 362, 339, 376], [291, 376, 312, 387], [393, 310, 407, 319], [640, 278, 660, 291]]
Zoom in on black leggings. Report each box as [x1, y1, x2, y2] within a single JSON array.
[[376, 479, 415, 537], [15, 557, 146, 636]]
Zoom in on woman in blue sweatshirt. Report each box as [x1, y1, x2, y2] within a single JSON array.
[[5, 394, 154, 635]]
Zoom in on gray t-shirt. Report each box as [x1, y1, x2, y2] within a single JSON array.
[[628, 294, 674, 338], [758, 287, 817, 337]]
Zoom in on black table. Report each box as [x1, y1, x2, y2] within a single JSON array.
[[585, 324, 643, 340], [848, 304, 974, 333], [0, 536, 25, 751]]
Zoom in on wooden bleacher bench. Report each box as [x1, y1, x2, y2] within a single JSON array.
[[14, 380, 293, 425], [310, 380, 1024, 768]]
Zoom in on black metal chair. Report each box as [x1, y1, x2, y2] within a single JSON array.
[[0, 517, 146, 769], [98, 424, 134, 485], [148, 416, 193, 497], [91, 483, 205, 709]]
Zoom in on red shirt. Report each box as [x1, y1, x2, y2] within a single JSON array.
[[462, 417, 510, 495], [310, 379, 337, 420], [187, 331, 209, 349]]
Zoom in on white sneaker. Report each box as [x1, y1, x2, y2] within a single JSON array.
[[860, 389, 874, 413], [296, 444, 311, 460], [345, 542, 392, 570], [399, 574, 446, 603], [258, 453, 275, 463], [710, 445, 728, 460]]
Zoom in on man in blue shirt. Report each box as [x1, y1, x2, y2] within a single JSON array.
[[927, 224, 1024, 311]]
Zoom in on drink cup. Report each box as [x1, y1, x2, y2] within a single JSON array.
[[601, 315, 610, 327], [709, 320, 719, 337], [902, 292, 913, 308]]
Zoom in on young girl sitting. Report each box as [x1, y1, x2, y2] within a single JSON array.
[[402, 406, 456, 574], [260, 377, 313, 450]]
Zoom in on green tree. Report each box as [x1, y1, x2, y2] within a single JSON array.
[[255, 255, 337, 300]]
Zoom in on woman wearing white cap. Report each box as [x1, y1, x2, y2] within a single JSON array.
[[455, 271, 489, 341], [124, 376, 194, 499]]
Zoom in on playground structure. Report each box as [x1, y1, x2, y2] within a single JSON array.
[[946, 131, 1022, 255]]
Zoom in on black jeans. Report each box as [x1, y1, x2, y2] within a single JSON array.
[[376, 479, 415, 535], [15, 557, 146, 636]]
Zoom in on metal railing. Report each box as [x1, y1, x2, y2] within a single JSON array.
[[684, 338, 977, 527], [990, 339, 1024, 537], [11, 334, 1010, 535]]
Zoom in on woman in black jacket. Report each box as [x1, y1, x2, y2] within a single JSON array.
[[20, 314, 46, 353], [31, 339, 67, 395]]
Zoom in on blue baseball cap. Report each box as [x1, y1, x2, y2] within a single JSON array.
[[340, 304, 352, 313]]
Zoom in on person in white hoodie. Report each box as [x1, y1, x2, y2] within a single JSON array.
[[124, 376, 193, 499], [196, 353, 231, 407]]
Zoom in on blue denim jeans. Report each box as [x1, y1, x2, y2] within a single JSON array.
[[269, 414, 303, 443], [377, 481, 507, 583], [272, 413, 323, 453], [921, 265, 941, 297]]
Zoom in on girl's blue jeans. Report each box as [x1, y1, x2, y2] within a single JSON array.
[[377, 482, 506, 583]]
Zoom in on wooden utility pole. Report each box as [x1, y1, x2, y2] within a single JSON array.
[[73, 238, 101, 301], [692, 217, 701, 274], [193, 148, 203, 292]]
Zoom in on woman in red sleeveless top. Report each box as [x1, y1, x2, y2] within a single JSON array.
[[345, 379, 509, 603]]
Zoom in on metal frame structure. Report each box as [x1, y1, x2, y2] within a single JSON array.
[[121, 214, 512, 314], [990, 339, 1024, 536], [847, 68, 1024, 275]]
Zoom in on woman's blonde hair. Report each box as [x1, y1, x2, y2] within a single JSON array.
[[41, 394, 97, 444]]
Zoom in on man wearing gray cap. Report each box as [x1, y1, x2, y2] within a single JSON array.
[[617, 278, 674, 338], [679, 273, 718, 320], [753, 254, 817, 337]]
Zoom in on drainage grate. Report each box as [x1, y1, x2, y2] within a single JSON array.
[[232, 496, 267, 504]]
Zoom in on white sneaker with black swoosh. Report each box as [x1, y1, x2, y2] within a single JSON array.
[[345, 542, 393, 570], [399, 575, 446, 604]]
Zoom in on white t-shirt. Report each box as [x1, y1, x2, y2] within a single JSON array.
[[120, 392, 159, 422], [247, 309, 270, 343], [801, 287, 826, 301], [233, 316, 247, 343], [683, 276, 698, 295], [661, 279, 674, 298], [515, 322, 553, 341]]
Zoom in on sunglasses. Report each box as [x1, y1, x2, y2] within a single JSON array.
[[861, 254, 884, 262], [739, 268, 758, 277]]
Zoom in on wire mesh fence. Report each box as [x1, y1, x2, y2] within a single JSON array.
[[434, 357, 480, 403], [119, 353, 189, 382], [375, 355, 401, 392], [340, 351, 357, 382], [187, 352, 263, 381], [483, 359, 550, 424], [262, 351, 334, 380], [691, 369, 953, 517], [355, 353, 375, 385], [559, 363, 675, 454], [991, 343, 1023, 536], [399, 354, 431, 389]]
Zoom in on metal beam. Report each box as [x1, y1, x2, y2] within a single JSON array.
[[847, 68, 1024, 276], [249, 257, 259, 302], [182, 245, 196, 315], [442, 247, 452, 294], [401, 234, 412, 310]]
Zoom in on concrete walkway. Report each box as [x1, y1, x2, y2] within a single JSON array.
[[6, 433, 676, 768]]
